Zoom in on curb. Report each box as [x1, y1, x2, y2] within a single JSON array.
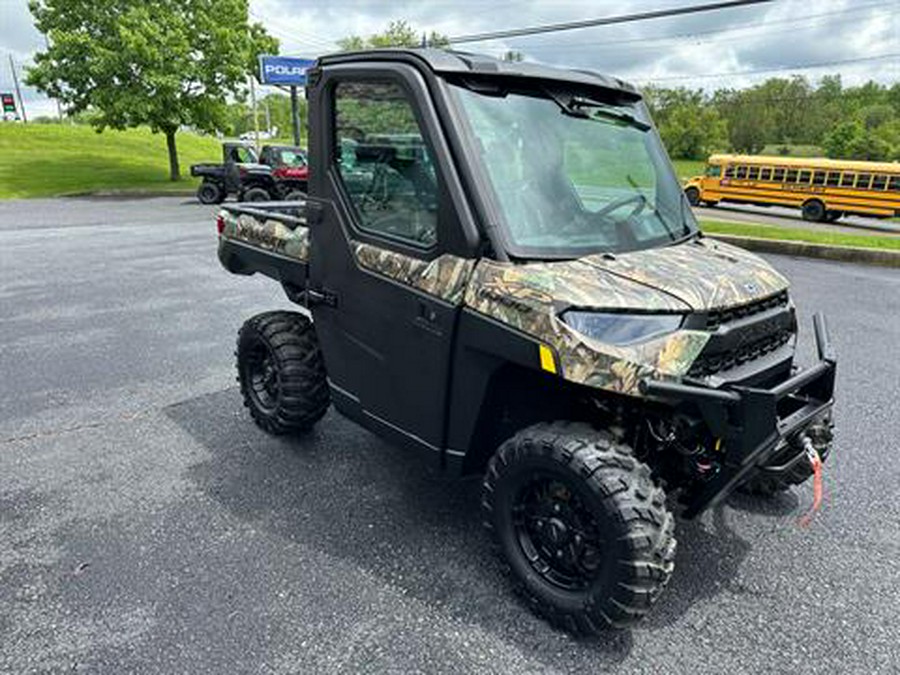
[[65, 189, 197, 199], [708, 234, 900, 268]]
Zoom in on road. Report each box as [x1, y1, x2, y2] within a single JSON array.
[[693, 202, 900, 237], [1, 196, 899, 674]]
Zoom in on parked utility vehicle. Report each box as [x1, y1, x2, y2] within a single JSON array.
[[191, 143, 308, 204], [215, 49, 836, 633]]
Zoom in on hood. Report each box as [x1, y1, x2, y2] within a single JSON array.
[[580, 237, 789, 311]]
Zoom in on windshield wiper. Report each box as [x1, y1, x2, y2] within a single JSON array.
[[542, 88, 650, 131], [572, 97, 651, 131]]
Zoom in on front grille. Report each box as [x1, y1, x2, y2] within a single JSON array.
[[704, 290, 789, 331], [689, 328, 793, 377]]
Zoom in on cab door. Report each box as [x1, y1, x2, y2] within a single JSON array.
[[306, 64, 479, 455]]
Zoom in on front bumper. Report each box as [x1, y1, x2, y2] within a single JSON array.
[[642, 313, 836, 518]]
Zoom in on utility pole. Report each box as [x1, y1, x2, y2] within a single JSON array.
[[249, 74, 259, 151], [8, 55, 27, 123], [290, 86, 300, 147]]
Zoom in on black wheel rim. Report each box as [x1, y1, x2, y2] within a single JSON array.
[[512, 473, 605, 591], [244, 342, 280, 413]]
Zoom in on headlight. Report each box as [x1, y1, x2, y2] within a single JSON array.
[[560, 311, 683, 346]]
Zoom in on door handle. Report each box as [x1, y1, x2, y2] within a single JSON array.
[[413, 301, 443, 336], [306, 287, 338, 307]]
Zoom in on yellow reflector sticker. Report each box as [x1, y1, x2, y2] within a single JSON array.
[[539, 344, 557, 374]]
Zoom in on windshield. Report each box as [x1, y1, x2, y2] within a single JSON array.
[[452, 83, 696, 258]]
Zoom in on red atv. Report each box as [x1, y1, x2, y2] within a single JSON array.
[[191, 143, 309, 204]]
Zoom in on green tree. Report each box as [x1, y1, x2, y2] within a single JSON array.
[[26, 0, 277, 180], [823, 121, 860, 158], [657, 102, 728, 160], [338, 20, 449, 51]]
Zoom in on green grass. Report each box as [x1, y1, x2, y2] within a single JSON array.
[[672, 159, 705, 181], [700, 219, 900, 251], [0, 123, 223, 199]]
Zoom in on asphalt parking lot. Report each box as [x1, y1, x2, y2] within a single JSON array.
[[2, 196, 899, 674]]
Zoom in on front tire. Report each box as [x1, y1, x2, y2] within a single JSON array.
[[685, 186, 700, 206], [482, 422, 676, 634], [236, 311, 330, 434]]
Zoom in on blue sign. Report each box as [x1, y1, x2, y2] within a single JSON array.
[[258, 55, 316, 86]]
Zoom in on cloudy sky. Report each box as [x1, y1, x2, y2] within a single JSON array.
[[1, 0, 896, 119]]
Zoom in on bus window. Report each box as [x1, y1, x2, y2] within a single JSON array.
[[760, 167, 773, 181], [786, 169, 798, 182], [840, 173, 856, 188], [724, 165, 735, 178], [826, 172, 840, 186], [748, 166, 760, 179], [857, 174, 872, 189], [773, 167, 785, 181], [798, 170, 811, 183], [812, 171, 826, 185], [872, 175, 888, 190], [736, 166, 748, 179], [889, 176, 900, 191], [705, 165, 722, 177]]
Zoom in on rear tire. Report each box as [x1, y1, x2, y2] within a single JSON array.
[[242, 186, 271, 202], [197, 181, 224, 205], [685, 187, 700, 206], [482, 422, 676, 634], [236, 311, 330, 434], [284, 190, 306, 201], [802, 199, 826, 222]]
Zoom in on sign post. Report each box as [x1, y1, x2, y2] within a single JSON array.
[[258, 55, 316, 147]]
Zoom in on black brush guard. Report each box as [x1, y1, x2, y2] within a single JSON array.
[[642, 313, 836, 518]]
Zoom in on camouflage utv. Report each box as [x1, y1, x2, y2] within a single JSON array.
[[215, 49, 836, 634]]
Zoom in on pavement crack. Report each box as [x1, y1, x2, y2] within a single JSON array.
[[0, 410, 153, 445]]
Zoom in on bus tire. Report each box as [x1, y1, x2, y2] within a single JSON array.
[[685, 187, 700, 206], [802, 199, 826, 222]]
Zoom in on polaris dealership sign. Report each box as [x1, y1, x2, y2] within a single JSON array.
[[258, 55, 316, 86]]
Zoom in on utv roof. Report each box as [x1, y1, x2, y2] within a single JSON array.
[[316, 48, 641, 100]]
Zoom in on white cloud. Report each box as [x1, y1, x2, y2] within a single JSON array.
[[0, 0, 896, 118]]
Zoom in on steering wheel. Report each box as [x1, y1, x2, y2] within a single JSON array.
[[593, 193, 648, 220]]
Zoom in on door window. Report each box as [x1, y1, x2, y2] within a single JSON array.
[[333, 81, 438, 248]]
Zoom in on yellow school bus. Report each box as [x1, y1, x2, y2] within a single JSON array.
[[683, 154, 900, 222]]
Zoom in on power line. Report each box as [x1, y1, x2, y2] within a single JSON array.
[[643, 52, 900, 82], [515, 3, 892, 52], [446, 0, 775, 44]]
